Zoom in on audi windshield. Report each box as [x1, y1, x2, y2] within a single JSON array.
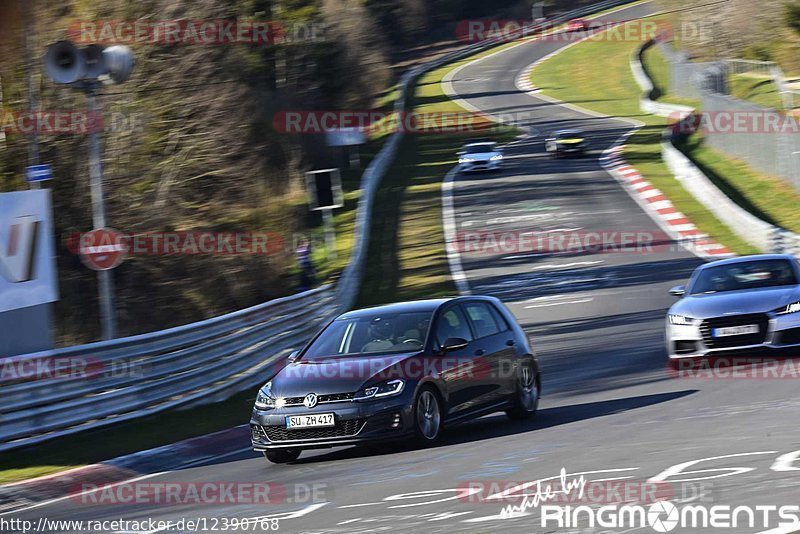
[[689, 259, 798, 295]]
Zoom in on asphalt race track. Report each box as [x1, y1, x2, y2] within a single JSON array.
[[10, 3, 800, 533]]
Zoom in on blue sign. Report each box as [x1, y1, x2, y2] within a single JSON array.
[[25, 164, 53, 182]]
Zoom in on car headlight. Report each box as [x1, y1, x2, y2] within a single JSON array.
[[354, 379, 405, 401], [459, 157, 475, 164], [775, 301, 800, 315], [490, 154, 503, 161], [668, 314, 698, 326], [254, 382, 276, 410]]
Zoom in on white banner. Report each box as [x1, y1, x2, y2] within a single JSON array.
[[0, 189, 59, 313]]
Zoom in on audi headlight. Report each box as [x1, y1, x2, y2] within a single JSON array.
[[776, 301, 800, 315], [490, 154, 503, 161], [254, 382, 276, 410], [354, 379, 405, 401], [668, 314, 697, 326]]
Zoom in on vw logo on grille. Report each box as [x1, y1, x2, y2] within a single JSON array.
[[303, 393, 318, 408]]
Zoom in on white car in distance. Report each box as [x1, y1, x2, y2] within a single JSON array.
[[457, 141, 504, 173]]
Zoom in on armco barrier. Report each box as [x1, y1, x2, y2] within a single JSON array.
[[633, 39, 800, 256], [0, 0, 639, 453]]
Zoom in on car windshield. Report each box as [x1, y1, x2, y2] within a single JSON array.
[[464, 143, 495, 154], [689, 259, 798, 295], [556, 131, 583, 139], [302, 311, 434, 358]]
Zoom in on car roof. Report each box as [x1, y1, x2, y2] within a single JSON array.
[[335, 296, 501, 319], [554, 129, 583, 135], [464, 141, 496, 147], [698, 253, 798, 271], [337, 298, 454, 319]]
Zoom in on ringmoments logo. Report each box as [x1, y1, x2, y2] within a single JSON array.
[[540, 501, 800, 531], [505, 468, 800, 531]]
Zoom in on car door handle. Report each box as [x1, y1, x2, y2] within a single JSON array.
[[506, 340, 515, 346], [474, 349, 485, 356]]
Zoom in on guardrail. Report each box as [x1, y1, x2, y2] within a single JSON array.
[[633, 39, 800, 257], [0, 0, 640, 453]]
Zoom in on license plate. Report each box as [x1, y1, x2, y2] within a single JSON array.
[[285, 413, 335, 429], [713, 325, 759, 337]]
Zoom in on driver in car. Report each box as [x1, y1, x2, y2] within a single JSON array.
[[361, 317, 395, 352]]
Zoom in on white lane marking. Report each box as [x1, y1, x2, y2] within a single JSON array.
[[501, 252, 550, 260], [442, 166, 471, 295], [530, 260, 604, 270], [338, 501, 384, 509], [650, 451, 779, 483], [525, 298, 593, 309]]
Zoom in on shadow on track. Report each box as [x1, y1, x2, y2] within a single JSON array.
[[287, 389, 697, 465]]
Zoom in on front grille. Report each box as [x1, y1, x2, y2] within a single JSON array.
[[251, 424, 267, 441], [777, 327, 800, 345], [283, 392, 356, 406], [262, 419, 365, 442], [674, 340, 698, 355], [700, 314, 769, 349]]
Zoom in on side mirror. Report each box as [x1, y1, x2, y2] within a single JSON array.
[[287, 350, 300, 363], [669, 285, 686, 297], [441, 337, 469, 352]]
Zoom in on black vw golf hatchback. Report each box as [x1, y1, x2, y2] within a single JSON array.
[[250, 296, 540, 463]]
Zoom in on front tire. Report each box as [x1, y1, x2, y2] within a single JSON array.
[[264, 448, 301, 464], [414, 387, 442, 443], [506, 362, 539, 420]]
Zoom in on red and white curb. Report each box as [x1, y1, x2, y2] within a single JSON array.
[[600, 145, 734, 259]]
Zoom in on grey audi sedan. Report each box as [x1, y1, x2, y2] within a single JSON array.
[[666, 254, 800, 361]]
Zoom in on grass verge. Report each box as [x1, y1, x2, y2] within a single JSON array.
[[728, 73, 784, 111], [529, 19, 766, 255]]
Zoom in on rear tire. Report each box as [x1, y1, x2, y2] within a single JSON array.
[[506, 362, 539, 420], [264, 448, 301, 464], [414, 387, 442, 444]]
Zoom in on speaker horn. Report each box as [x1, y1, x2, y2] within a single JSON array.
[[102, 45, 135, 84], [83, 44, 108, 79], [43, 40, 86, 84]]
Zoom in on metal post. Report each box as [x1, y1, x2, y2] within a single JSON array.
[[322, 208, 337, 260], [24, 0, 41, 189], [86, 85, 117, 339]]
